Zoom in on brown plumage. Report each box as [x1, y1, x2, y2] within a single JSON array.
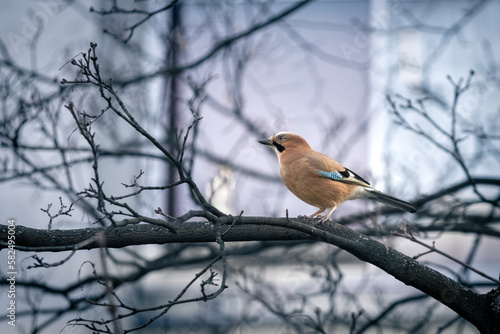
[[259, 131, 418, 219]]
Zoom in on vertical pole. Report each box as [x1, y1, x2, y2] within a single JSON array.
[[165, 2, 182, 219]]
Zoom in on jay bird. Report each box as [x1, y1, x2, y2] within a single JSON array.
[[259, 131, 418, 219]]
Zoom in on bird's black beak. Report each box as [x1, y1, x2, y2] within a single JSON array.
[[258, 138, 272, 146]]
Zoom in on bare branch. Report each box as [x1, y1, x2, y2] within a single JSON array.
[[392, 224, 500, 285]]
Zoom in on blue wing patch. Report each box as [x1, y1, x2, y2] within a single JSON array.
[[317, 170, 343, 181]]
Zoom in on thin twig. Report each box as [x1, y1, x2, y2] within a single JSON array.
[[392, 224, 500, 285]]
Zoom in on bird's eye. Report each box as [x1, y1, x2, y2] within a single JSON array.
[[277, 134, 285, 142]]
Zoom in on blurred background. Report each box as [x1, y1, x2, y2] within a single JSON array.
[[0, 0, 499, 333]]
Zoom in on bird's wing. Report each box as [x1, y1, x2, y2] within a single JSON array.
[[339, 168, 371, 186], [306, 152, 371, 187]]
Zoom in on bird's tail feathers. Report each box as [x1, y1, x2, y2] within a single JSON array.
[[364, 188, 418, 213]]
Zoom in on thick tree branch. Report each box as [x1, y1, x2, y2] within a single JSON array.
[[0, 217, 312, 252], [1, 216, 499, 332]]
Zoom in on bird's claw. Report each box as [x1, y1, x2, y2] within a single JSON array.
[[297, 214, 332, 224], [316, 215, 332, 224]]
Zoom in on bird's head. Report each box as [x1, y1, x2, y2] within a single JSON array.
[[258, 131, 311, 158]]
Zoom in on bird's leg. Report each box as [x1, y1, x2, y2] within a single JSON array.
[[318, 206, 337, 223], [309, 208, 325, 218], [325, 206, 336, 219]]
